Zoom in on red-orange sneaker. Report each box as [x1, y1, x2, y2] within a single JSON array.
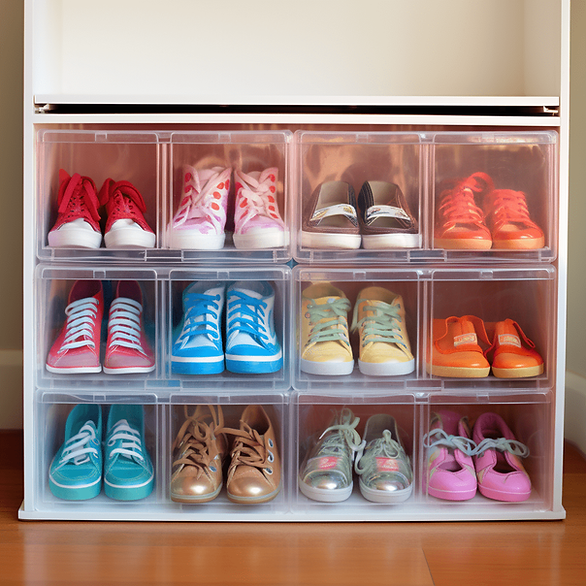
[[427, 315, 491, 378], [483, 189, 544, 249], [485, 319, 544, 378], [434, 172, 493, 250]]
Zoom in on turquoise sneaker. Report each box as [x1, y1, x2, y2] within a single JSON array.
[[104, 405, 154, 501], [49, 404, 103, 500], [171, 282, 225, 375], [225, 281, 283, 374]]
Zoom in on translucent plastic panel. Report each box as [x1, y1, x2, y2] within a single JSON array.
[[293, 267, 423, 391], [419, 394, 553, 511]]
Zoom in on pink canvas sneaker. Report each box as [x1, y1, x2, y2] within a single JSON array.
[[46, 280, 104, 374], [169, 166, 231, 250], [472, 412, 531, 502], [424, 410, 477, 501], [104, 281, 155, 375], [233, 168, 286, 249], [48, 170, 102, 249], [99, 178, 156, 249]]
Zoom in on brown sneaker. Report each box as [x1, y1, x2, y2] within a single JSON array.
[[301, 181, 361, 249], [170, 405, 227, 503], [357, 181, 420, 249], [225, 405, 281, 504]]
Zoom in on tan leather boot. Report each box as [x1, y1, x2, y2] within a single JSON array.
[[170, 405, 227, 503], [225, 405, 281, 504]]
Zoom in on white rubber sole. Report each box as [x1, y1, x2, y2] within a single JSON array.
[[358, 358, 415, 377], [301, 231, 361, 250], [300, 358, 354, 376], [298, 478, 353, 503], [46, 364, 102, 374], [233, 229, 287, 249], [103, 365, 156, 375], [362, 233, 422, 249], [359, 481, 413, 503], [168, 229, 225, 250], [48, 227, 102, 249], [104, 228, 156, 249]]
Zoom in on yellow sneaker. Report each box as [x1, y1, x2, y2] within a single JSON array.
[[351, 287, 415, 376], [300, 282, 354, 375]]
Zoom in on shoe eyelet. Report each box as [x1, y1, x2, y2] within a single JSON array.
[[268, 438, 274, 448], [210, 465, 217, 473], [268, 451, 274, 463], [266, 467, 273, 475]]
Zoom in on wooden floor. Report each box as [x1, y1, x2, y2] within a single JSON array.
[[1, 431, 585, 586]]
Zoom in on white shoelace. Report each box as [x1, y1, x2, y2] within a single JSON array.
[[173, 175, 223, 232], [59, 297, 100, 352], [237, 175, 284, 230], [57, 422, 98, 467], [107, 419, 145, 463], [107, 297, 146, 354]]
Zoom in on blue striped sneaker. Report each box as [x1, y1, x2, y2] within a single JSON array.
[[49, 404, 103, 501], [225, 281, 283, 374], [171, 282, 225, 375], [104, 405, 154, 501]]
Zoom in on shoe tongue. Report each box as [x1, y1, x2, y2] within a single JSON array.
[[453, 319, 478, 348], [231, 281, 267, 300], [314, 295, 342, 306], [495, 321, 521, 348]]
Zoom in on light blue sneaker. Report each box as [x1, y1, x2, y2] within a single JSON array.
[[171, 282, 225, 375], [225, 281, 283, 374], [49, 404, 103, 501], [104, 405, 154, 501]]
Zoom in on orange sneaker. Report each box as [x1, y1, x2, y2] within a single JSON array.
[[483, 189, 544, 249], [434, 172, 493, 250], [485, 319, 544, 378], [427, 315, 491, 378]]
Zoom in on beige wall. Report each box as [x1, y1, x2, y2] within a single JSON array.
[[568, 1, 586, 378], [0, 0, 24, 428], [1, 2, 585, 430]]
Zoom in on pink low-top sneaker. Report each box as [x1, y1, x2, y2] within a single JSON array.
[[48, 170, 102, 249], [99, 179, 156, 249], [103, 281, 155, 375], [169, 166, 231, 250], [233, 168, 286, 249], [472, 412, 531, 502], [424, 410, 477, 501], [46, 280, 104, 374]]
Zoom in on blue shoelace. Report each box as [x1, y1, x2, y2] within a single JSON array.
[[227, 291, 270, 346], [176, 293, 222, 347]]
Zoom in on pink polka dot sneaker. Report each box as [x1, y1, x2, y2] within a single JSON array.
[[233, 168, 286, 249], [169, 166, 231, 250], [48, 169, 102, 249], [99, 178, 156, 249]]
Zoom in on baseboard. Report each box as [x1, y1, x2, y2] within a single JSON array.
[[0, 349, 22, 429], [565, 370, 586, 456]]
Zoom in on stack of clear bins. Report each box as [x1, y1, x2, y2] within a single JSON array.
[[34, 127, 559, 520]]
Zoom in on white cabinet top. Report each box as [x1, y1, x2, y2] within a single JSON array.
[[26, 0, 567, 107]]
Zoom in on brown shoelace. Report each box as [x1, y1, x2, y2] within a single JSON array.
[[172, 406, 225, 479]]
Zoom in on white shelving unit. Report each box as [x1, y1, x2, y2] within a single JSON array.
[[20, 0, 569, 521]]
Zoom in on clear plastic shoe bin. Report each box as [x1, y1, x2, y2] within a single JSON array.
[[36, 129, 292, 263], [293, 130, 557, 264]]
